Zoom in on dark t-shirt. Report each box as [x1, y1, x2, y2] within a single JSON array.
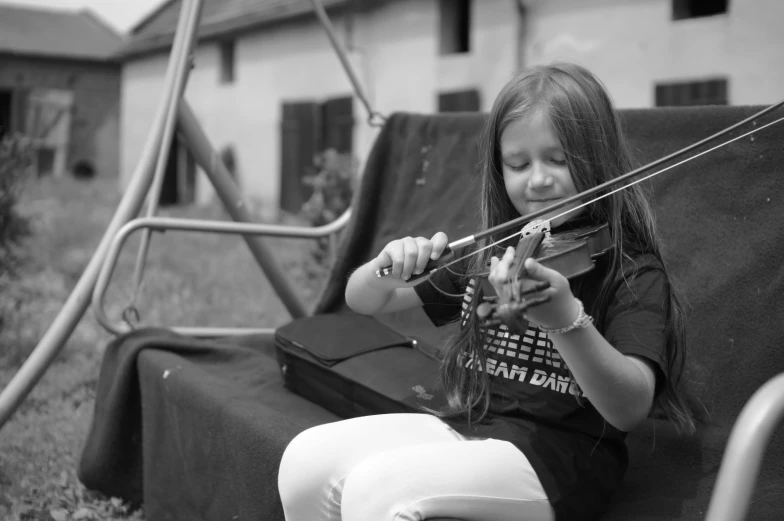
[[413, 222, 670, 521]]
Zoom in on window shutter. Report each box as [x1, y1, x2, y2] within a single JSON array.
[[322, 96, 354, 154], [280, 102, 321, 213]]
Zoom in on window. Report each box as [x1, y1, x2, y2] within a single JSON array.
[[655, 79, 728, 106], [219, 40, 236, 84], [438, 89, 480, 112], [279, 96, 354, 213], [439, 0, 471, 55], [672, 0, 728, 20], [0, 89, 12, 139]]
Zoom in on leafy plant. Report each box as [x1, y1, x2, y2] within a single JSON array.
[[0, 133, 34, 363], [299, 149, 357, 263], [0, 133, 34, 279]]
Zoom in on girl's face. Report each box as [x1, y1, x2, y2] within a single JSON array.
[[499, 110, 585, 227]]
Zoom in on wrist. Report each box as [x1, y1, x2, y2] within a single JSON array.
[[537, 298, 594, 335]]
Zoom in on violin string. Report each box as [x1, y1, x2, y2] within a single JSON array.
[[435, 113, 784, 274]]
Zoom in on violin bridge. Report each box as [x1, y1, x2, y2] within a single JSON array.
[[521, 219, 551, 238]]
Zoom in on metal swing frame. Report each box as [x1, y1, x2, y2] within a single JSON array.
[[1, 2, 783, 521], [0, 0, 362, 424]]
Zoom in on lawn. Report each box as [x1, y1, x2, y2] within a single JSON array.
[[0, 175, 328, 520]]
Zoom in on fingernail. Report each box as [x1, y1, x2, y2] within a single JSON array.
[[431, 253, 438, 260]]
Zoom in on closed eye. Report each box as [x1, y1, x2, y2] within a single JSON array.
[[505, 162, 529, 172]]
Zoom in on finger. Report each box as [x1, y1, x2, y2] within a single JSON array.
[[401, 237, 420, 280], [488, 256, 507, 286], [501, 246, 516, 267], [430, 232, 449, 260], [523, 257, 557, 282], [496, 247, 516, 278], [380, 243, 405, 278], [414, 237, 434, 274]]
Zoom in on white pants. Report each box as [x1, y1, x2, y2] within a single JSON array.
[[278, 413, 555, 521]]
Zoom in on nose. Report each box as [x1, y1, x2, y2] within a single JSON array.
[[527, 161, 553, 191]]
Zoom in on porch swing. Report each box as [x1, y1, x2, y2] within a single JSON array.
[[1, 1, 784, 520]]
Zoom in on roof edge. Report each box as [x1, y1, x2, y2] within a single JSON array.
[[130, 0, 178, 36], [0, 49, 123, 65], [78, 8, 127, 45], [118, 1, 356, 61]]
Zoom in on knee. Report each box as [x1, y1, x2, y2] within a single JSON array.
[[341, 453, 409, 521], [278, 425, 329, 505]]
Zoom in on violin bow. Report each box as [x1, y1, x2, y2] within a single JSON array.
[[377, 100, 784, 283]]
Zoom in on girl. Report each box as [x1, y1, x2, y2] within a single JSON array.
[[278, 62, 694, 521]]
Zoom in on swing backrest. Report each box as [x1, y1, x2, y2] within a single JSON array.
[[314, 112, 486, 355], [314, 106, 784, 521]]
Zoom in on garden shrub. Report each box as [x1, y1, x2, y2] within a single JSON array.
[[299, 149, 357, 264], [0, 133, 34, 364]]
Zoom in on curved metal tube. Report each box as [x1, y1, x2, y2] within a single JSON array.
[[93, 211, 351, 336], [0, 0, 205, 431], [704, 372, 784, 521]]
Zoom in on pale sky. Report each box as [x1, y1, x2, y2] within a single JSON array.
[[0, 0, 168, 33]]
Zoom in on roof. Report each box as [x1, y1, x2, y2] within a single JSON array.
[[119, 0, 359, 59], [0, 3, 125, 62]]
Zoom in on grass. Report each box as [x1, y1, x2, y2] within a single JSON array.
[[0, 175, 329, 520]]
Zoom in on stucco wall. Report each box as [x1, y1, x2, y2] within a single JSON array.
[[520, 0, 784, 107], [119, 0, 784, 215], [119, 0, 521, 218]]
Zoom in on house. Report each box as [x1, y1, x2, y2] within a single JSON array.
[[117, 0, 784, 219], [0, 3, 125, 178], [117, 0, 521, 216]]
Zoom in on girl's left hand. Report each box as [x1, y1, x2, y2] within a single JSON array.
[[489, 247, 580, 330]]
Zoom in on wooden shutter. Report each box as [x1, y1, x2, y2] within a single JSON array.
[[322, 96, 354, 154], [438, 89, 481, 112], [280, 101, 321, 214]]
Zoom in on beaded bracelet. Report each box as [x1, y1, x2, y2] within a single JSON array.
[[537, 298, 594, 335]]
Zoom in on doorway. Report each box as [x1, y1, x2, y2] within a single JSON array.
[[159, 134, 196, 206], [0, 89, 13, 139]]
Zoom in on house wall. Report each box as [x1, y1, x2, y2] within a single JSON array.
[[119, 0, 522, 219], [119, 0, 784, 217], [520, 0, 784, 107], [0, 55, 121, 177]]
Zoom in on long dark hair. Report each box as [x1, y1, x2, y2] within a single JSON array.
[[432, 62, 696, 434]]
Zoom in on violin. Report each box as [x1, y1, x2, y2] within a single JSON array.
[[474, 220, 613, 334], [373, 101, 784, 335]]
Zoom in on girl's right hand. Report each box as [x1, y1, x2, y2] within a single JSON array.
[[373, 232, 449, 283]]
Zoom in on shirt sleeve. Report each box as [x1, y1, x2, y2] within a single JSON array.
[[413, 266, 467, 327], [603, 265, 670, 391]]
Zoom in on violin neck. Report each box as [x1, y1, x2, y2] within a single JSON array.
[[513, 231, 545, 278]]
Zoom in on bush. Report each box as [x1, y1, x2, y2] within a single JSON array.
[[299, 149, 357, 263], [0, 133, 33, 280], [300, 149, 356, 225], [0, 133, 34, 361]]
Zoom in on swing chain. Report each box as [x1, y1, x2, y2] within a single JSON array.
[[310, 0, 387, 127]]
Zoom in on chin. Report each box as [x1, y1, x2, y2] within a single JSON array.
[[526, 204, 584, 228]]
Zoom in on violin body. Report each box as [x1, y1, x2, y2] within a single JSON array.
[[475, 221, 612, 334]]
